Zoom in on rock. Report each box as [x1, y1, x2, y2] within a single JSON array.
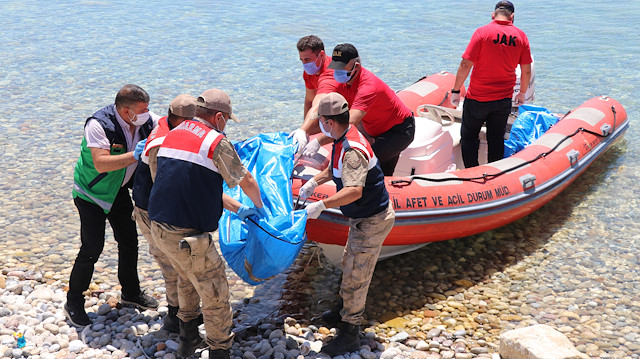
[[500, 324, 588, 359], [389, 332, 409, 343]]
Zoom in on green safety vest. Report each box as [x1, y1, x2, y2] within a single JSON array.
[[72, 104, 153, 213]]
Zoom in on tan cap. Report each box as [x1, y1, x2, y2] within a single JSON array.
[[169, 94, 197, 117], [318, 92, 349, 116], [196, 89, 240, 122]]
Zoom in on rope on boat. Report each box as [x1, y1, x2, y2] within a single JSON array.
[[390, 122, 613, 187]]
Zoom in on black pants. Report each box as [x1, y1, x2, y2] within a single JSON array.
[[460, 97, 512, 168], [68, 187, 140, 304], [372, 115, 415, 176]]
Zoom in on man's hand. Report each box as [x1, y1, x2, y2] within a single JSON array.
[[305, 200, 326, 219], [302, 138, 321, 157], [514, 92, 526, 106], [288, 129, 308, 154], [450, 93, 461, 108], [133, 138, 147, 160], [299, 178, 318, 200], [237, 205, 259, 221]]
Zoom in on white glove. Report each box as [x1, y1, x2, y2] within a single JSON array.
[[450, 92, 461, 108], [288, 129, 308, 154], [305, 200, 326, 219], [299, 178, 318, 200], [302, 138, 321, 157]]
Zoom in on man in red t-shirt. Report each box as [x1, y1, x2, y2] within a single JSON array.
[[289, 35, 334, 151], [300, 43, 415, 176], [451, 1, 532, 168]]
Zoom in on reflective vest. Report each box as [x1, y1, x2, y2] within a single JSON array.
[[331, 126, 389, 218], [148, 119, 225, 232], [132, 116, 170, 210], [72, 104, 154, 213]]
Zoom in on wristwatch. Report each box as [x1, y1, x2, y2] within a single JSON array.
[[451, 89, 461, 94]]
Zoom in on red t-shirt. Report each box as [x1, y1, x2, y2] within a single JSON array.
[[317, 67, 412, 137], [463, 19, 532, 102], [303, 56, 333, 90]]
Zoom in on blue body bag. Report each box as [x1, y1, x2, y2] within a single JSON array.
[[219, 132, 307, 285], [504, 104, 560, 158]]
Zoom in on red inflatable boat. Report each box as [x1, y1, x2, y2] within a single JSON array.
[[292, 72, 628, 261]]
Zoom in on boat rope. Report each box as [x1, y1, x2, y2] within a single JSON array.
[[390, 125, 611, 186]]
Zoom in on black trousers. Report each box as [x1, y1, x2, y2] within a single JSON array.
[[371, 115, 415, 176], [68, 187, 140, 304], [460, 97, 512, 168]]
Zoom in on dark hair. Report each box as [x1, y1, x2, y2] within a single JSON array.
[[494, 8, 513, 16], [297, 35, 324, 53], [167, 109, 191, 121], [324, 111, 349, 126], [115, 84, 149, 108]]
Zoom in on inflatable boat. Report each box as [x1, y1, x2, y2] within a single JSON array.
[[292, 72, 629, 262]]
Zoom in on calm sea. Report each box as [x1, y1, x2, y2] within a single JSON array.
[[0, 0, 638, 346]]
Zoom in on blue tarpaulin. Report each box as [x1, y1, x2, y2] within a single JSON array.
[[218, 132, 307, 285], [504, 104, 560, 158]]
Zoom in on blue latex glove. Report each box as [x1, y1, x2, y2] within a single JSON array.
[[133, 138, 147, 160], [256, 207, 267, 219], [237, 204, 259, 221]]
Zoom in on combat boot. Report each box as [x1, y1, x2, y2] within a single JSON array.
[[208, 348, 230, 359], [177, 318, 205, 357], [321, 298, 343, 328], [162, 305, 179, 333], [320, 321, 361, 356]]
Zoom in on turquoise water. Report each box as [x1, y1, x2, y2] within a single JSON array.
[[1, 0, 639, 353]]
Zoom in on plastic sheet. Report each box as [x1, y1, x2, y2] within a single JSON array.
[[504, 105, 560, 157], [218, 132, 307, 285]]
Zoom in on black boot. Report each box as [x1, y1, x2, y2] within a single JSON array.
[[177, 318, 205, 357], [162, 305, 180, 333], [321, 321, 361, 356], [322, 298, 343, 328], [208, 349, 230, 359]]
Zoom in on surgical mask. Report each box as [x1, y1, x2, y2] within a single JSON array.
[[319, 119, 333, 139], [303, 60, 321, 75], [334, 69, 353, 84], [129, 110, 150, 126]]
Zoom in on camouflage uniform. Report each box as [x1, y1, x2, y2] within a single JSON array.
[[337, 150, 396, 325], [150, 135, 247, 350]]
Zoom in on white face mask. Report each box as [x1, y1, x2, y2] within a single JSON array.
[[129, 109, 150, 126], [319, 119, 333, 139]]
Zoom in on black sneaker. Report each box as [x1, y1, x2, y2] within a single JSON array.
[[121, 290, 159, 310], [64, 302, 92, 328]]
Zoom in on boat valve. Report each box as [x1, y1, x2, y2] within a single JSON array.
[[567, 149, 580, 165], [519, 174, 536, 190], [600, 124, 612, 136]]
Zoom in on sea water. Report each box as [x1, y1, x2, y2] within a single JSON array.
[[0, 0, 638, 353]]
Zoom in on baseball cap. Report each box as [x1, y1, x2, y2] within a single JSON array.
[[318, 92, 349, 117], [169, 94, 197, 118], [495, 1, 514, 13], [328, 43, 359, 70], [196, 89, 240, 122]]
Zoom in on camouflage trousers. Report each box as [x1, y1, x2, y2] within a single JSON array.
[[340, 202, 395, 325], [132, 206, 183, 307], [151, 221, 234, 351]]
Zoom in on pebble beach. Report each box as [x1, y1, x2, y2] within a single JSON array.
[[1, 0, 639, 358]]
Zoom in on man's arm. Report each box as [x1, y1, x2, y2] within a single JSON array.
[[90, 148, 137, 173], [453, 58, 473, 92], [303, 88, 317, 120], [238, 172, 263, 209], [300, 92, 325, 135], [514, 63, 532, 105], [222, 193, 242, 212]]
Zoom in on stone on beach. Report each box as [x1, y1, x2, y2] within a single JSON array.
[[499, 324, 588, 359]]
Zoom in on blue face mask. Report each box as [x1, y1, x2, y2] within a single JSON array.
[[334, 63, 357, 84], [303, 60, 321, 75]]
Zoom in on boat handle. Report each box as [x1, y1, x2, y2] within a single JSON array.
[[601, 124, 612, 136], [566, 149, 580, 165], [520, 174, 536, 190]]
